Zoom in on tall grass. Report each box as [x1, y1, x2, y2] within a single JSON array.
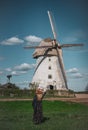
[[0, 101, 88, 130]]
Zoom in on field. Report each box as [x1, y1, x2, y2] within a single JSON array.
[[0, 100, 88, 130]]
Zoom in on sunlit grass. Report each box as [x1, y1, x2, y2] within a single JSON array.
[[0, 101, 88, 130]]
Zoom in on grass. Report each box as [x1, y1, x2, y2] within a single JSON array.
[[0, 100, 88, 130]]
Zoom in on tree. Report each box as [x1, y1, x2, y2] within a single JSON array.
[[29, 82, 39, 90], [7, 75, 12, 83]]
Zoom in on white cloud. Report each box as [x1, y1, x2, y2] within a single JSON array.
[[72, 73, 83, 78], [25, 35, 42, 43], [67, 68, 88, 80], [1, 37, 24, 45], [69, 73, 83, 79], [66, 68, 78, 73], [11, 70, 28, 76], [11, 71, 20, 76], [66, 68, 84, 79], [0, 35, 42, 46], [14, 63, 34, 71], [66, 67, 88, 79], [3, 63, 35, 77], [19, 71, 27, 74], [5, 68, 12, 72]]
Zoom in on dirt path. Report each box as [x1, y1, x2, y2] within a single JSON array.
[[0, 94, 88, 105], [45, 94, 88, 105]]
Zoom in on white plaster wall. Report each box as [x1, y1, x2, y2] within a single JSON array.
[[32, 55, 68, 90]]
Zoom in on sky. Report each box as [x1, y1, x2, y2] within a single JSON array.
[[0, 0, 88, 91]]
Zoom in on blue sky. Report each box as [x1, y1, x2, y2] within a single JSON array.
[[0, 0, 88, 91]]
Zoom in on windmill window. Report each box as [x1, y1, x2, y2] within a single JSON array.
[[48, 66, 51, 70], [49, 58, 51, 61], [48, 74, 52, 79]]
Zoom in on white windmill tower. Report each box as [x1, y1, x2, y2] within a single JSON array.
[[25, 11, 83, 91]]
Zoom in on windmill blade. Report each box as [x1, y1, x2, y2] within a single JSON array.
[[56, 46, 68, 89], [24, 45, 53, 49], [60, 43, 84, 48], [33, 56, 47, 76], [47, 11, 57, 40]]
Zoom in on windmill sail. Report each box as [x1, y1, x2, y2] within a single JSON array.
[[48, 11, 68, 89], [47, 11, 57, 40], [55, 45, 68, 89]]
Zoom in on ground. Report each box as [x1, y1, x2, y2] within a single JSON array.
[[0, 94, 88, 105], [44, 94, 88, 105]]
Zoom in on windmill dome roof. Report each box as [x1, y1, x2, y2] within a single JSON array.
[[33, 38, 60, 58]]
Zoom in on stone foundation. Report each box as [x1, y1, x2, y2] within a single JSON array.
[[46, 90, 75, 97]]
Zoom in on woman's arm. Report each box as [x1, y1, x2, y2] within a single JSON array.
[[41, 91, 46, 100]]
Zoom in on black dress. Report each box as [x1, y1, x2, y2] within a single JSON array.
[[32, 92, 46, 124]]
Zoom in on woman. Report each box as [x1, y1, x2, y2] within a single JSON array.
[[32, 87, 46, 124]]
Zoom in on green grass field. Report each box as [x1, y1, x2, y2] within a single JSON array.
[[0, 100, 88, 130]]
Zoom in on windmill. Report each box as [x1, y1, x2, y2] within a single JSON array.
[[24, 11, 83, 91]]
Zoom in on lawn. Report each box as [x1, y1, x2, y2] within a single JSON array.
[[0, 100, 88, 130]]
